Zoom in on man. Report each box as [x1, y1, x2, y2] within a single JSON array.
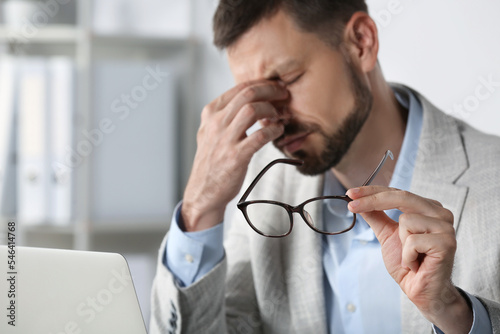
[[150, 1, 500, 333]]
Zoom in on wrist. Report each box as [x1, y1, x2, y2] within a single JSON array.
[[423, 286, 473, 334], [181, 201, 225, 232]]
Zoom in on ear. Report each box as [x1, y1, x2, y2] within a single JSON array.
[[341, 12, 379, 73]]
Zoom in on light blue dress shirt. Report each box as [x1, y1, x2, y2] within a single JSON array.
[[320, 87, 423, 333], [164, 87, 492, 333]]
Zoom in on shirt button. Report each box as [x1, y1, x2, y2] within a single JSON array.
[[359, 240, 368, 245], [346, 303, 356, 313], [185, 254, 194, 263]]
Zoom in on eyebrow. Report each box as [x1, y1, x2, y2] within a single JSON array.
[[263, 59, 301, 80]]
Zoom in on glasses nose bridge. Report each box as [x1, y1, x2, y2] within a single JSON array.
[[288, 201, 306, 216], [289, 203, 314, 226]]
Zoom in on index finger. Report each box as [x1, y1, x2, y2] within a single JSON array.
[[210, 79, 286, 112], [223, 81, 289, 124], [346, 186, 442, 218]]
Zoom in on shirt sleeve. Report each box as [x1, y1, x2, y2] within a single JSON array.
[[433, 291, 492, 334], [163, 202, 225, 287]]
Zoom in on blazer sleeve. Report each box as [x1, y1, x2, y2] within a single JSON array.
[[149, 224, 262, 334], [149, 232, 229, 334], [477, 297, 500, 333], [149, 146, 283, 334]]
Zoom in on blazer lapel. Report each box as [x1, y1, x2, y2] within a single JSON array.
[[409, 89, 469, 229], [401, 87, 470, 332]]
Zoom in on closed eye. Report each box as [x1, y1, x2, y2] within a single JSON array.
[[285, 73, 303, 86]]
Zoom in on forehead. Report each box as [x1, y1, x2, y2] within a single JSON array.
[[226, 10, 326, 83]]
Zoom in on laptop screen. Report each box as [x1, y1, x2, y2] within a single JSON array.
[[0, 246, 147, 334]]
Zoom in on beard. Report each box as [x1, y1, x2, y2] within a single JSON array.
[[273, 63, 373, 176]]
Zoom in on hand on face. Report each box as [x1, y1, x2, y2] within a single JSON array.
[[346, 186, 473, 333], [182, 80, 290, 232]]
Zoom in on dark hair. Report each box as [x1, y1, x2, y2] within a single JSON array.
[[213, 0, 368, 50]]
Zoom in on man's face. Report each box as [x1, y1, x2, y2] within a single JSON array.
[[227, 10, 373, 175]]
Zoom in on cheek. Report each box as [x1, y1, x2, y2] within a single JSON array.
[[287, 87, 343, 129], [287, 83, 323, 123]]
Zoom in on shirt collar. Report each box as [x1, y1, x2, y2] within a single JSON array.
[[389, 86, 423, 192]]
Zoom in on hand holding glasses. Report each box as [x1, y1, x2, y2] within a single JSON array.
[[237, 150, 394, 237]]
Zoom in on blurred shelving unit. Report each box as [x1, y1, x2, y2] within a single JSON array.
[[0, 24, 79, 42], [0, 0, 196, 250], [0, 0, 199, 323]]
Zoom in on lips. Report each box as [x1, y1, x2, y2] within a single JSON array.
[[276, 132, 311, 154]]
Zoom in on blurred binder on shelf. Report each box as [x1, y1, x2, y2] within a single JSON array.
[[48, 58, 75, 225], [17, 58, 51, 225], [16, 57, 75, 226], [91, 60, 177, 224], [0, 57, 17, 219]]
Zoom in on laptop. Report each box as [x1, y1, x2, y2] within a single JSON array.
[[0, 246, 148, 334]]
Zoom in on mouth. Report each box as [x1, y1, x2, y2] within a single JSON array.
[[276, 132, 311, 154]]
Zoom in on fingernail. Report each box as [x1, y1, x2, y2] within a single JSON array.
[[350, 200, 360, 208]]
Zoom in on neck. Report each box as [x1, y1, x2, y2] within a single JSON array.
[[332, 66, 407, 190]]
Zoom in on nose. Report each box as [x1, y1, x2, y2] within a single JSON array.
[[272, 100, 292, 124]]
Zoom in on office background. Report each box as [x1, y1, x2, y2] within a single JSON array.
[[0, 0, 498, 328]]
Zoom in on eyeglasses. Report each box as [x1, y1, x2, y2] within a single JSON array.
[[237, 150, 394, 238]]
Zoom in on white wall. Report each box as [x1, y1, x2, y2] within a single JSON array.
[[367, 0, 500, 136]]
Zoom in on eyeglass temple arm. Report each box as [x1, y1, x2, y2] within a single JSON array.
[[238, 159, 304, 203], [239, 150, 392, 203], [361, 150, 394, 187]]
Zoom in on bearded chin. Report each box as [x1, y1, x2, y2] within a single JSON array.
[[298, 105, 372, 175]]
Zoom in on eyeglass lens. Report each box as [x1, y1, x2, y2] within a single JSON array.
[[245, 198, 355, 237]]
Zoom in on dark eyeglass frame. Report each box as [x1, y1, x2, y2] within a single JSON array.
[[237, 150, 394, 238]]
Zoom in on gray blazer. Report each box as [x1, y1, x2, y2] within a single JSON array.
[[150, 86, 500, 334]]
